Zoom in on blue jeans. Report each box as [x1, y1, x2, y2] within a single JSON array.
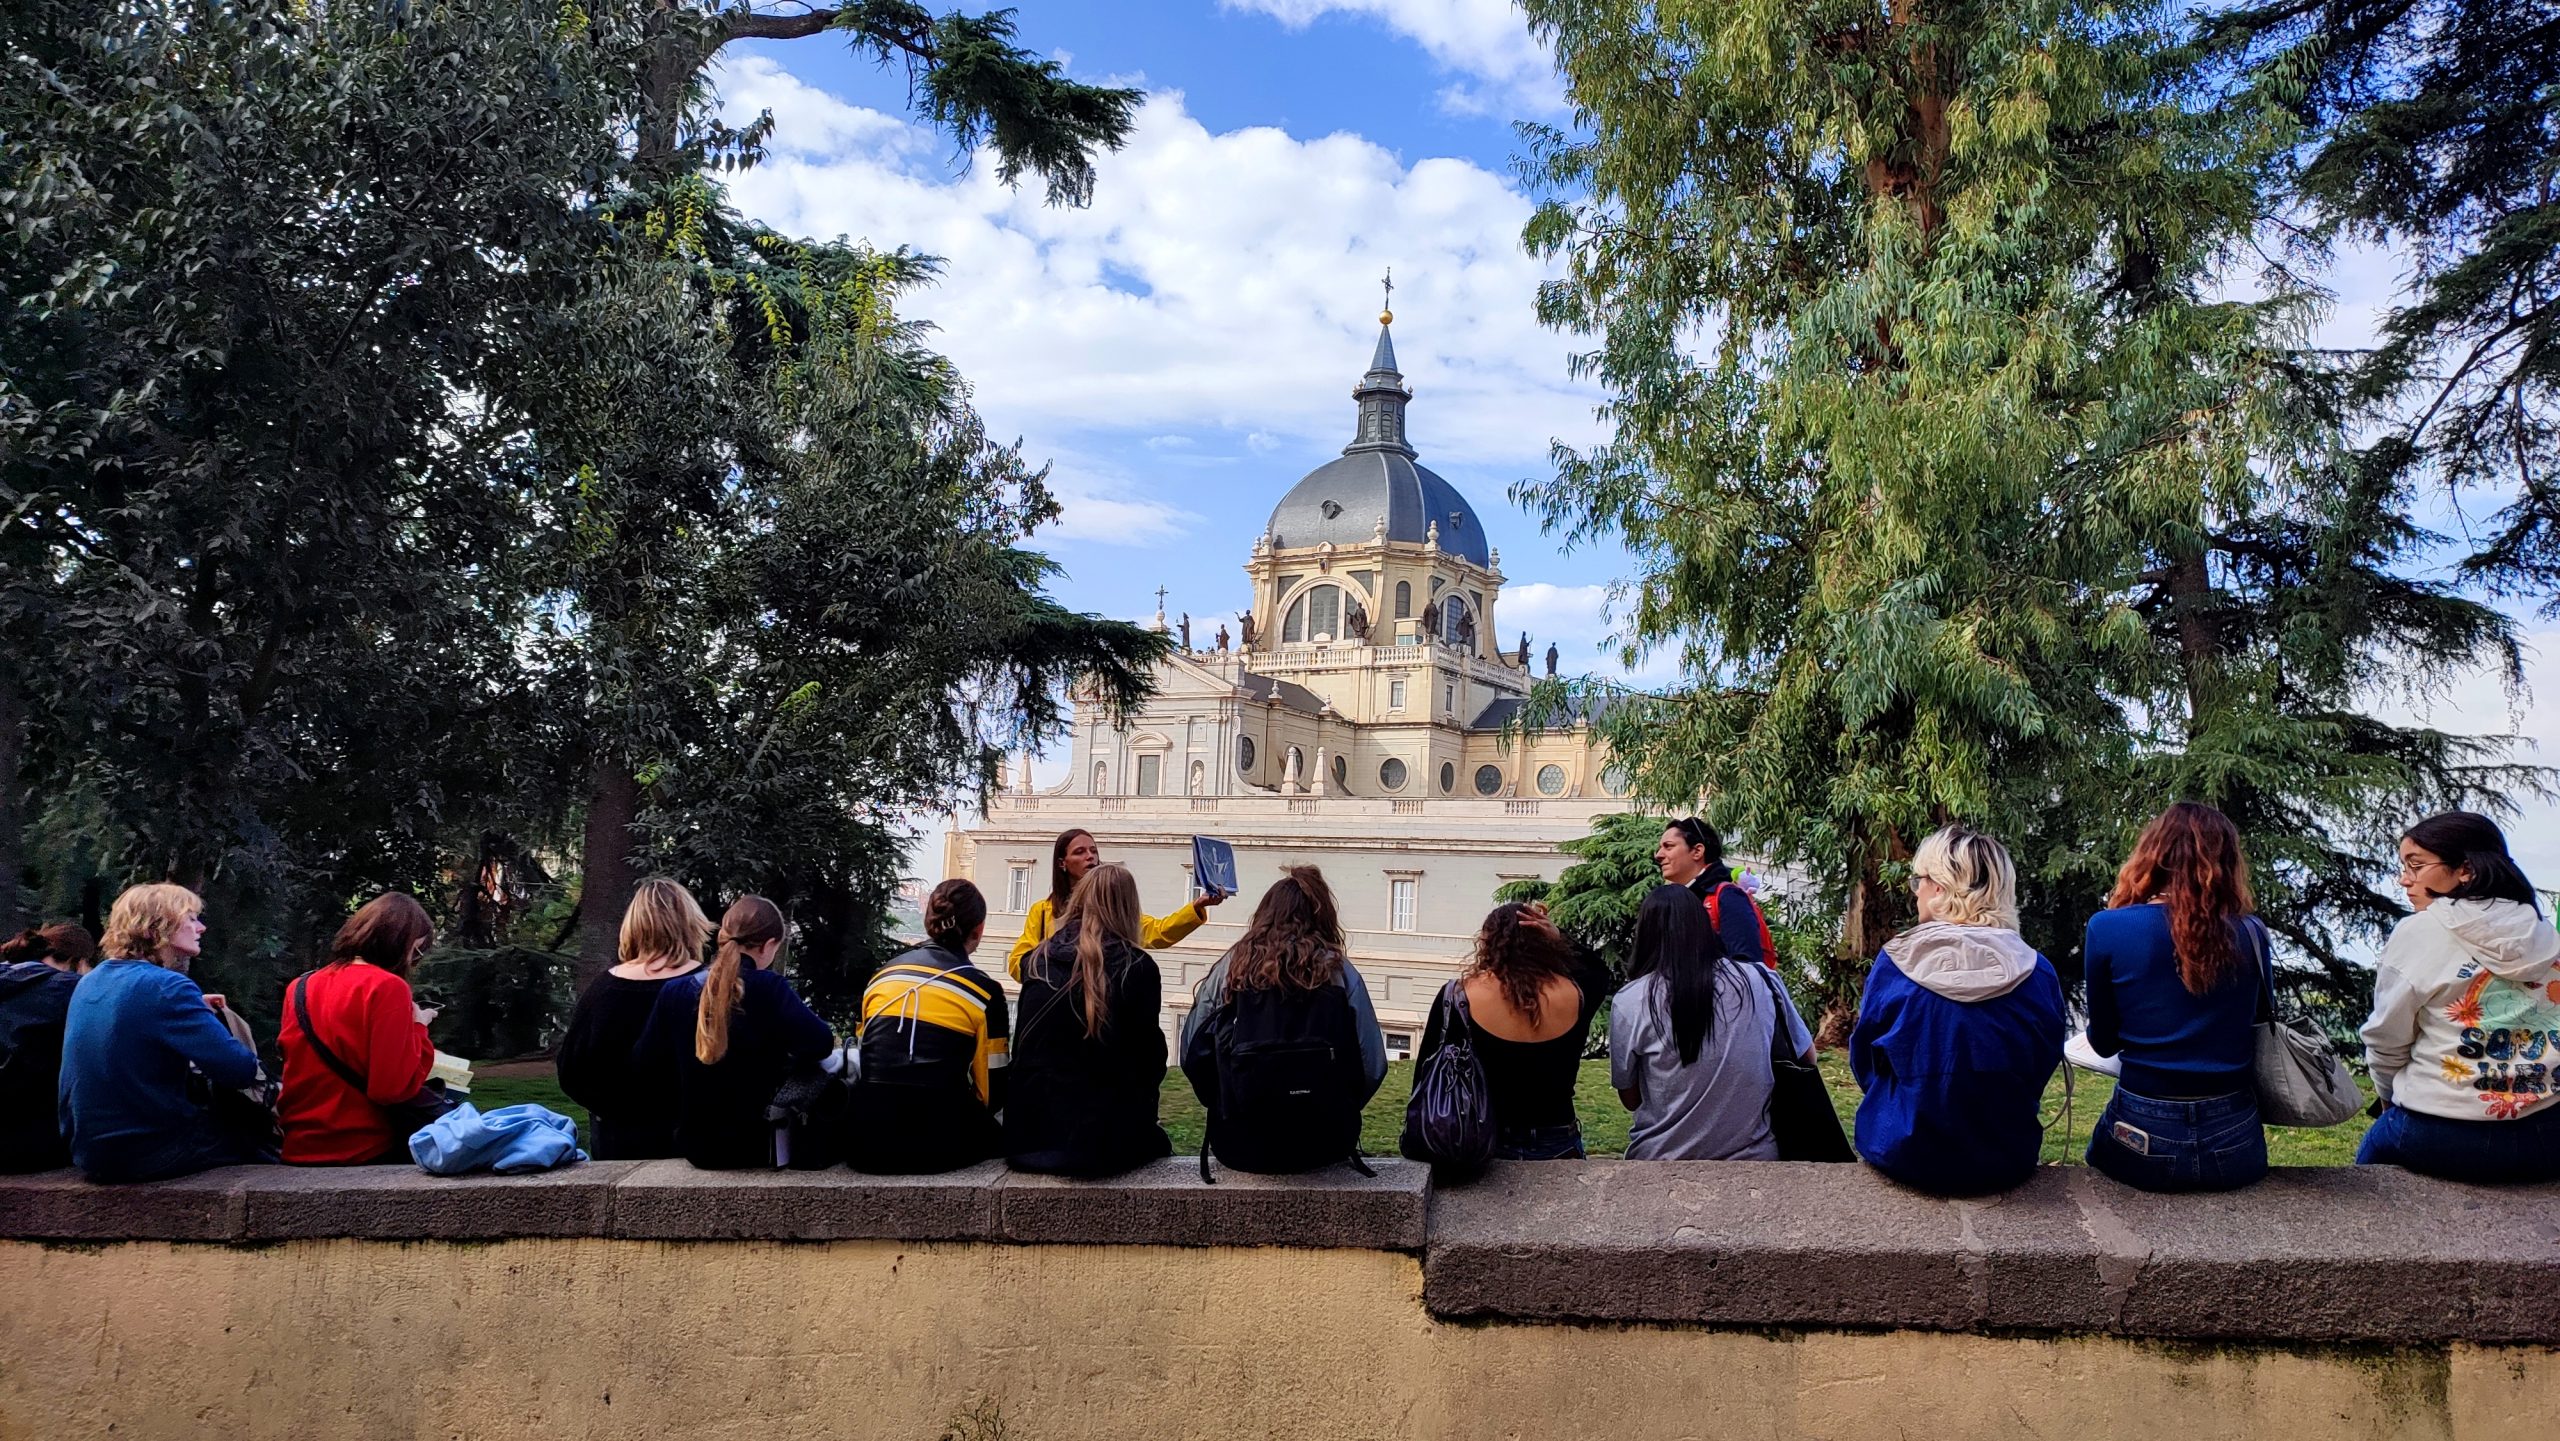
[[1494, 1123, 1586, 1160], [2085, 1087, 2267, 1193], [2357, 1102, 2560, 1184]]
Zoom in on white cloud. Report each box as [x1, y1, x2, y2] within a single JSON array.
[[715, 56, 1601, 523], [1221, 0, 1565, 118]]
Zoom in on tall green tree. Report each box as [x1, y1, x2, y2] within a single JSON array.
[[2203, 0, 2560, 599], [1514, 0, 2524, 1024], [516, 188, 1164, 998], [551, 2, 1148, 982], [0, 0, 653, 1008]]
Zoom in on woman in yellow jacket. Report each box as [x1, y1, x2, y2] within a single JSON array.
[[1008, 828, 1225, 978]]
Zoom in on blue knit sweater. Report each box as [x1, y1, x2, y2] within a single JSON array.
[[59, 960, 263, 1181]]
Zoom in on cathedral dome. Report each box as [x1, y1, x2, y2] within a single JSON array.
[[1262, 318, 1493, 569]]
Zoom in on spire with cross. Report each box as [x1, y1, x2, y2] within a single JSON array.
[[1380, 267, 1394, 324], [1349, 272, 1413, 457]]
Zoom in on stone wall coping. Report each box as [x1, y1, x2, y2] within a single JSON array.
[[1422, 1160, 2560, 1344], [0, 1156, 1427, 1252], [6, 1157, 2559, 1343]]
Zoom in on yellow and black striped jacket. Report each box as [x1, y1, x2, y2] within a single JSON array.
[[857, 945, 1009, 1107]]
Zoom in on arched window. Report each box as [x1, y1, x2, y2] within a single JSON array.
[[1282, 583, 1345, 644], [1394, 581, 1412, 619], [1092, 761, 1109, 794], [1441, 595, 1468, 643]]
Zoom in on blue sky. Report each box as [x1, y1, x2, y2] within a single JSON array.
[[710, 1, 2558, 883]]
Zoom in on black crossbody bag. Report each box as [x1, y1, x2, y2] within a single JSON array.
[[292, 973, 460, 1138], [1755, 966, 1854, 1162]]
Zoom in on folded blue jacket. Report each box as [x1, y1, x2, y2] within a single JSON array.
[[409, 1103, 587, 1175]]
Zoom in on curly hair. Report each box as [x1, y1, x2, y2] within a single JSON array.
[[1227, 866, 1346, 992], [2108, 802, 2256, 995], [1465, 902, 1578, 1027]]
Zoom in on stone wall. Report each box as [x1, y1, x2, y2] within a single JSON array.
[[2, 1159, 2554, 1439]]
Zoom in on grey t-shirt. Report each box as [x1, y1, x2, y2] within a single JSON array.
[[1609, 964, 1813, 1161]]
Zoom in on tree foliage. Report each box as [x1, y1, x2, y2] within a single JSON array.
[[2203, 0, 2560, 600], [2, 0, 1162, 1032], [1513, 0, 2532, 1014]]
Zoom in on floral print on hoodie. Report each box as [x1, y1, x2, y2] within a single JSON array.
[[2362, 898, 2560, 1122]]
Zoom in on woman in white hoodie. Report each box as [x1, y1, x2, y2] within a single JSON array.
[[2358, 812, 2560, 1184]]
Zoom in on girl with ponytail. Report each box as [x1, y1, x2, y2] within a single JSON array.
[[847, 880, 1012, 1174], [2082, 804, 2275, 1193], [1004, 863, 1174, 1176], [636, 894, 834, 1170]]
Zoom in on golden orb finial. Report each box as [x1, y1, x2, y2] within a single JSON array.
[[1380, 309, 1393, 325]]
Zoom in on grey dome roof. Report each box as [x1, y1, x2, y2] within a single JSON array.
[[1266, 451, 1491, 567], [1263, 319, 1493, 567]]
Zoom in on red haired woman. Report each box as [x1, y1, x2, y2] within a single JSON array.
[[2082, 803, 2274, 1192]]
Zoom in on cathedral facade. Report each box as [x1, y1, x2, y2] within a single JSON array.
[[944, 313, 1622, 1050]]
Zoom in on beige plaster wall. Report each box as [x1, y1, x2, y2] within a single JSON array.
[[0, 1238, 2546, 1441]]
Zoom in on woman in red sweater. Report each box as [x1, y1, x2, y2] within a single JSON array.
[[278, 893, 439, 1164]]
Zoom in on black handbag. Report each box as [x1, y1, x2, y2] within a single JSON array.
[[1755, 967, 1853, 1162], [293, 974, 461, 1138], [1398, 980, 1496, 1175]]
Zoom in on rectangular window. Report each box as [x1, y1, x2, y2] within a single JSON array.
[[1388, 680, 1406, 710], [1384, 1031, 1414, 1060], [1443, 685, 1454, 714], [1006, 865, 1032, 913], [1390, 878, 1417, 933], [1137, 753, 1161, 796]]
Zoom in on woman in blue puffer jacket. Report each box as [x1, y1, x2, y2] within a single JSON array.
[[1851, 826, 2065, 1195]]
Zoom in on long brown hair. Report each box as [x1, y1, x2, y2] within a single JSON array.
[[1466, 902, 1578, 1027], [0, 922, 97, 970], [1227, 866, 1345, 992], [1047, 828, 1094, 917], [696, 896, 786, 1064], [1041, 861, 1142, 1037], [2108, 802, 2256, 995], [327, 893, 434, 977]]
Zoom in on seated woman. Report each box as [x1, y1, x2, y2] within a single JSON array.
[[59, 885, 270, 1182], [1006, 828, 1221, 979], [1850, 827, 2065, 1194], [1005, 862, 1174, 1177], [2083, 803, 2274, 1193], [1179, 866, 1387, 1173], [638, 895, 834, 1170], [278, 893, 440, 1164], [558, 877, 711, 1160], [1414, 901, 1608, 1160], [1611, 884, 1815, 1160], [2358, 811, 2560, 1183], [846, 880, 1010, 1174], [0, 923, 96, 1173]]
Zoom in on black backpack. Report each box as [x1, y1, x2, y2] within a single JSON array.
[[1397, 980, 1495, 1176], [1185, 978, 1371, 1180]]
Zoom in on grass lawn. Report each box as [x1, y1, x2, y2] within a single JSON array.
[[470, 1053, 2376, 1166]]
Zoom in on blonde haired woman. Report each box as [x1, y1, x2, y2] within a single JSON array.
[[636, 896, 833, 1169], [559, 878, 712, 1159], [1849, 826, 2065, 1195], [1005, 863, 1173, 1175], [1005, 828, 1222, 979], [59, 884, 270, 1181]]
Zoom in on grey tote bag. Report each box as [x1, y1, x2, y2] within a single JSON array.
[[2246, 919, 2363, 1128]]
